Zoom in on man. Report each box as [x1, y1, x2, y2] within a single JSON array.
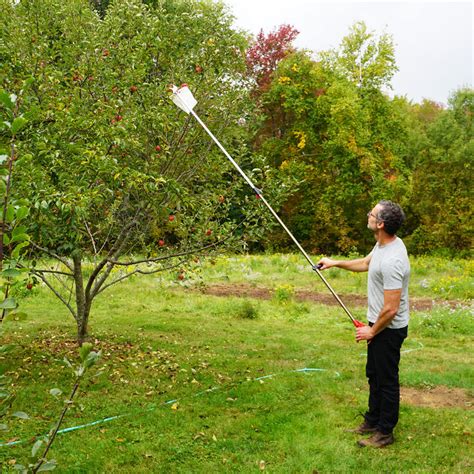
[[318, 200, 409, 448]]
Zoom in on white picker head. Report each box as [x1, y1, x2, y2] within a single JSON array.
[[170, 84, 197, 114]]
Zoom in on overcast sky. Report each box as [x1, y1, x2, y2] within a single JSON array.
[[219, 0, 472, 105]]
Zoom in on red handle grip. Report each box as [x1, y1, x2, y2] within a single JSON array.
[[353, 319, 365, 328]]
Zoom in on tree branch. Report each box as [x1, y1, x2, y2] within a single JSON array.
[[32, 378, 80, 474], [34, 269, 74, 277], [88, 217, 138, 299], [107, 238, 224, 266], [160, 115, 192, 176], [84, 220, 97, 255], [96, 221, 114, 255], [32, 271, 77, 319], [29, 242, 73, 271], [96, 258, 188, 295], [108, 214, 250, 267], [84, 218, 137, 301]]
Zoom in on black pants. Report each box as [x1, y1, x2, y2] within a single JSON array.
[[364, 324, 408, 434]]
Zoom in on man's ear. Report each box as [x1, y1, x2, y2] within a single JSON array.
[[377, 220, 385, 230]]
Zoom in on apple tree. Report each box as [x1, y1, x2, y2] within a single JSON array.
[[1, 0, 287, 344]]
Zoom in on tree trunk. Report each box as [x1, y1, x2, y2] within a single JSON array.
[[73, 253, 89, 346], [76, 309, 90, 346]]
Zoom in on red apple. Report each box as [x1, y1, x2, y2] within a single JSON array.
[[26, 282, 33, 290], [178, 273, 185, 281], [115, 115, 122, 121], [158, 239, 165, 247], [155, 145, 161, 152], [130, 85, 138, 93], [168, 215, 175, 222], [205, 229, 212, 236], [218, 195, 225, 203]]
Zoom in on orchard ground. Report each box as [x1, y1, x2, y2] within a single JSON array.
[[1, 254, 473, 472]]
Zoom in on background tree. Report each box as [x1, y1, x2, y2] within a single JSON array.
[[406, 88, 473, 254], [245, 24, 300, 93], [322, 21, 397, 90], [252, 22, 411, 254]]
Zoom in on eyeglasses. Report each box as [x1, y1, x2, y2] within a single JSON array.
[[367, 211, 383, 221]]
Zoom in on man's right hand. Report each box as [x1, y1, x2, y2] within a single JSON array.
[[317, 257, 337, 270]]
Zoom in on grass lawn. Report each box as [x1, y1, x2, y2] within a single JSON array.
[[1, 254, 473, 472]]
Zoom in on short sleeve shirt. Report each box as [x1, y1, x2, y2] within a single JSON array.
[[367, 237, 410, 328]]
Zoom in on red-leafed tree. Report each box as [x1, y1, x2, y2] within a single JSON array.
[[246, 24, 299, 92]]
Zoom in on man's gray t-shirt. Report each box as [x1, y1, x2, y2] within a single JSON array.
[[367, 237, 410, 329]]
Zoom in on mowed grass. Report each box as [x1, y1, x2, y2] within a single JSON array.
[[1, 254, 473, 473]]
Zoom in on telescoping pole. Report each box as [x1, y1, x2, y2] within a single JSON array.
[[170, 85, 364, 328]]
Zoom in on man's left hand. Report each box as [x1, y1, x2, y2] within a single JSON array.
[[356, 325, 375, 342]]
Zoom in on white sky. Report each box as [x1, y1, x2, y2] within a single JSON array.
[[219, 0, 473, 105]]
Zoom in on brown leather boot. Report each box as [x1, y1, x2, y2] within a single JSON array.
[[346, 420, 377, 434], [358, 431, 394, 448]]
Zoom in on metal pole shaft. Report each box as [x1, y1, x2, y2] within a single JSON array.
[[190, 109, 357, 325]]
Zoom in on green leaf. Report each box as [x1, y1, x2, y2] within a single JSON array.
[[0, 423, 8, 430], [11, 116, 28, 135], [12, 241, 30, 259], [12, 464, 26, 472], [31, 439, 44, 457], [12, 225, 27, 236], [75, 365, 85, 377], [6, 205, 15, 223], [2, 268, 21, 278], [12, 411, 29, 419], [37, 460, 57, 472], [84, 350, 101, 369], [0, 155, 8, 164], [16, 207, 29, 221], [79, 342, 93, 362], [23, 77, 35, 88], [11, 233, 30, 244], [0, 90, 14, 110], [49, 388, 62, 397], [0, 298, 17, 309]]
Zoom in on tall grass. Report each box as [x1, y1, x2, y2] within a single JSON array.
[[189, 253, 473, 300]]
